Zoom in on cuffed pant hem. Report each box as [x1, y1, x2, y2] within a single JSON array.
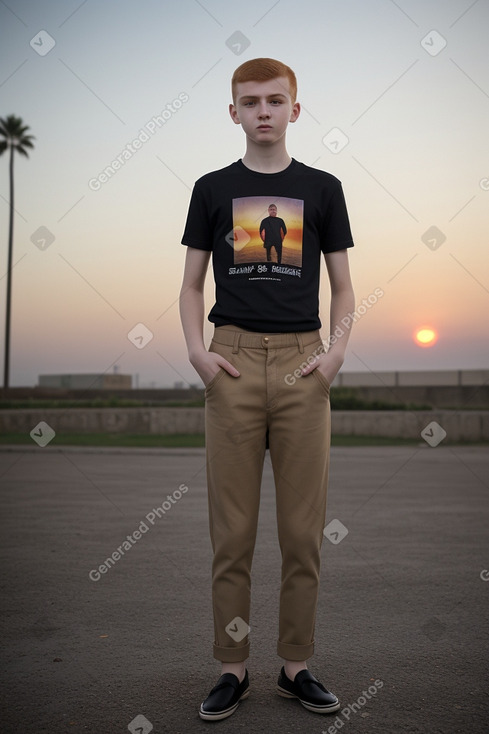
[[213, 641, 250, 663], [277, 641, 314, 661]]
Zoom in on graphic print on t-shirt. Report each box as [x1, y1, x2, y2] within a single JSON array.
[[229, 196, 303, 279]]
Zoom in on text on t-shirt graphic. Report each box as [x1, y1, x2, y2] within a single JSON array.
[[228, 196, 303, 279]]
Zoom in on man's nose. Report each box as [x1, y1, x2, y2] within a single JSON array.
[[257, 101, 270, 117]]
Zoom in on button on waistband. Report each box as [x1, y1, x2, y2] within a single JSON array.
[[263, 336, 269, 344]]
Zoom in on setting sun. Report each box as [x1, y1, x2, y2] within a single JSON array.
[[414, 327, 438, 348]]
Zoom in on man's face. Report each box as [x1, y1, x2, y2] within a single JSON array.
[[268, 206, 277, 217], [229, 77, 300, 145]]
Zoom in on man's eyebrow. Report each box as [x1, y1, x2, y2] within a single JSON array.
[[239, 93, 288, 101]]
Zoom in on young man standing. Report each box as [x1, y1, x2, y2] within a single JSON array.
[[179, 58, 355, 721]]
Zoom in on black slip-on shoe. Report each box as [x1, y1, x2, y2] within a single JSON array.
[[277, 666, 340, 714], [199, 670, 250, 721]]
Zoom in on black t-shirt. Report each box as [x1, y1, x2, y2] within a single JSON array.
[[181, 158, 354, 332]]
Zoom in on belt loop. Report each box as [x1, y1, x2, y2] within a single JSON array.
[[296, 332, 304, 353], [232, 331, 241, 354]]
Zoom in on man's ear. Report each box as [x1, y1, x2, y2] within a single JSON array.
[[229, 103, 241, 125], [289, 102, 301, 123]]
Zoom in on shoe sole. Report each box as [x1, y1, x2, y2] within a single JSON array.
[[199, 688, 250, 721], [277, 685, 341, 714]]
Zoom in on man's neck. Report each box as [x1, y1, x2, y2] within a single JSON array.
[[241, 139, 292, 173]]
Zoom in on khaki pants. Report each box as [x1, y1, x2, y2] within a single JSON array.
[[205, 325, 331, 662]]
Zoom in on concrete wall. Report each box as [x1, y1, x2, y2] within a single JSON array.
[[331, 410, 488, 442], [0, 408, 204, 436], [1, 408, 488, 442]]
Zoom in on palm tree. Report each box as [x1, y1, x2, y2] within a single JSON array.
[[0, 115, 35, 390]]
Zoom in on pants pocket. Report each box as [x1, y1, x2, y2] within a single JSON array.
[[312, 367, 331, 395], [204, 367, 225, 394], [204, 339, 235, 395]]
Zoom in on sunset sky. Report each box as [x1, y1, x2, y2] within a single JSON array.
[[0, 0, 487, 388]]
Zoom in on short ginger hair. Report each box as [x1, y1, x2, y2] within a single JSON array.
[[231, 58, 297, 104]]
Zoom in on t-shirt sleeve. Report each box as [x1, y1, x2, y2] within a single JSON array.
[[181, 180, 213, 251], [320, 181, 354, 253]]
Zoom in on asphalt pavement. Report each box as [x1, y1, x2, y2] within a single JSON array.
[[0, 444, 488, 733]]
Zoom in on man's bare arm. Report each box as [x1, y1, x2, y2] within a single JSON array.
[[179, 247, 240, 386], [301, 249, 355, 383]]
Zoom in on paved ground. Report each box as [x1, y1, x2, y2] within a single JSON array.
[[0, 444, 488, 734]]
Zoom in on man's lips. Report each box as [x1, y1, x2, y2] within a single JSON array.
[[257, 125, 272, 130]]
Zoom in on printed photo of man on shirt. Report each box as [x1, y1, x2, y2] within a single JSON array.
[[230, 195, 303, 270]]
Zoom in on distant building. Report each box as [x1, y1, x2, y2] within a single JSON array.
[[38, 373, 132, 389]]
